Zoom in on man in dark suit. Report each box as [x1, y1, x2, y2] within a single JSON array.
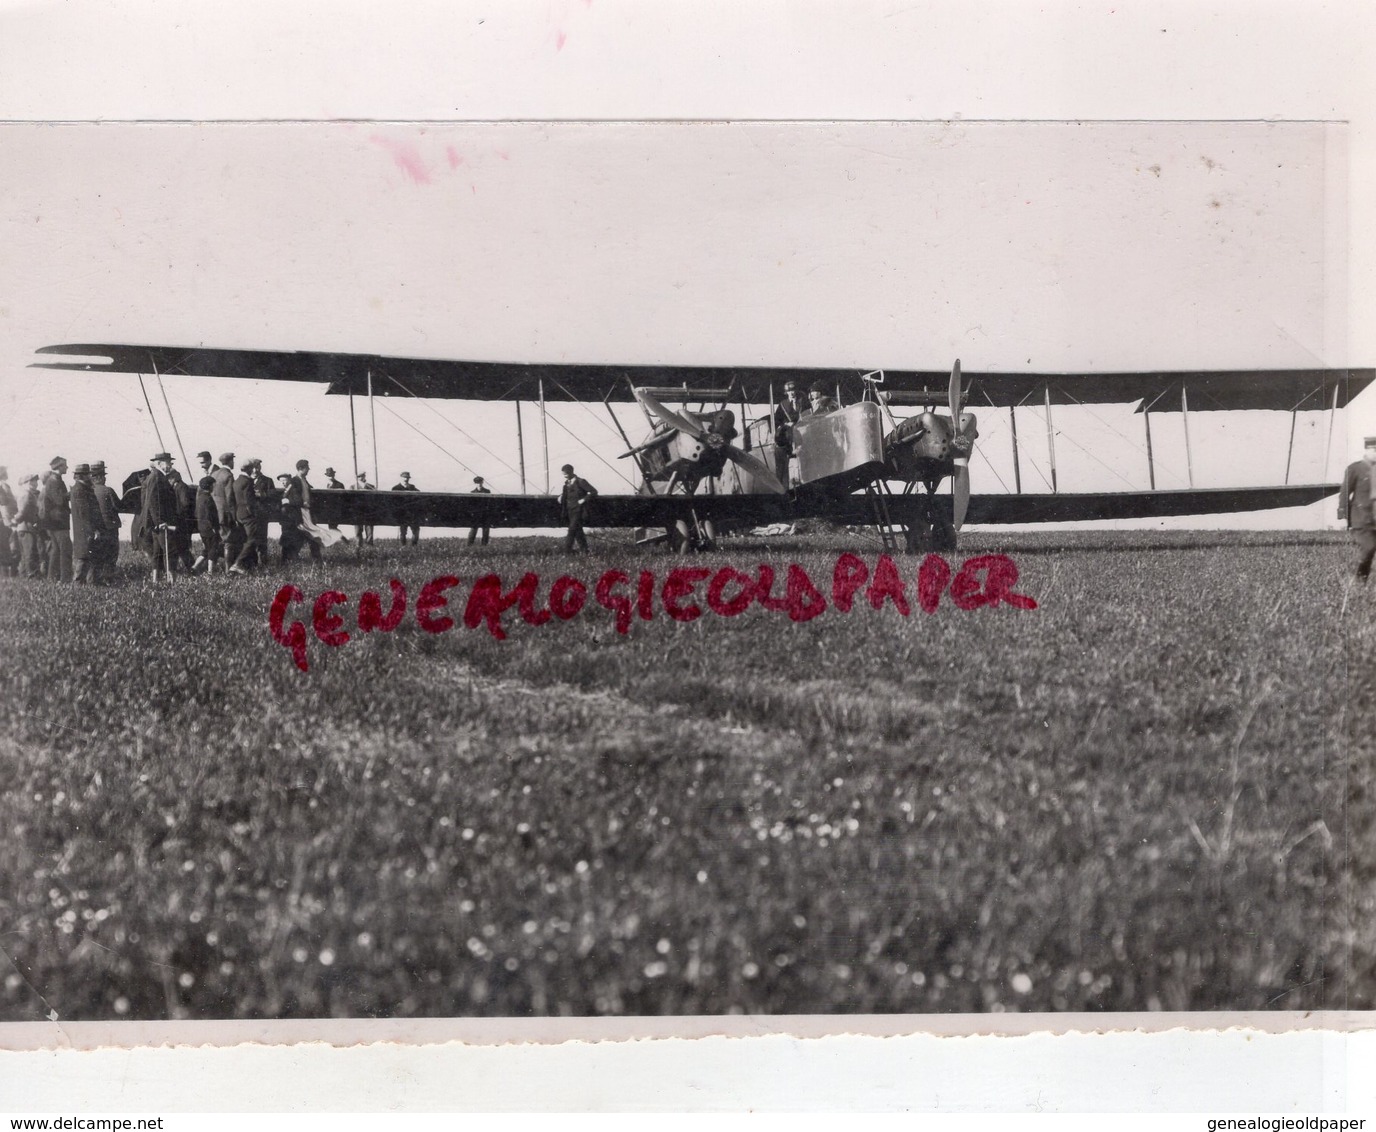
[[392, 471, 420, 545], [69, 464, 100, 584], [558, 463, 597, 553], [40, 456, 73, 582], [90, 462, 122, 582], [322, 466, 344, 533], [1339, 436, 1376, 582], [132, 453, 178, 581], [355, 471, 376, 545], [467, 475, 492, 546], [284, 460, 323, 564], [229, 458, 267, 574]]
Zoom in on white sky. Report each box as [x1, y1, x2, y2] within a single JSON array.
[[0, 119, 1363, 526]]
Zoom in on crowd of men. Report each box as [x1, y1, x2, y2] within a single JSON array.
[[0, 450, 601, 582]]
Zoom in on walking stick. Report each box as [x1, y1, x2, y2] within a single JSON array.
[[162, 526, 173, 584]]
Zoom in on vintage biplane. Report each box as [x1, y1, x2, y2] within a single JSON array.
[[32, 343, 1375, 552]]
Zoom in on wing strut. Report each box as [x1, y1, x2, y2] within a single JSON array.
[[1044, 385, 1058, 493], [136, 372, 168, 455], [1144, 402, 1156, 489], [349, 389, 360, 483], [1182, 383, 1194, 488], [1008, 404, 1022, 493], [153, 360, 190, 470], [367, 369, 380, 486], [1284, 406, 1297, 485], [1323, 381, 1339, 480], [539, 377, 550, 494], [515, 400, 527, 492]]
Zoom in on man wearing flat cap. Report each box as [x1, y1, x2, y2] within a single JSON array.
[[392, 470, 420, 545], [14, 474, 45, 578], [229, 458, 268, 574], [131, 453, 179, 580], [1339, 436, 1376, 583], [69, 464, 100, 584], [40, 457, 73, 582], [89, 462, 122, 581], [467, 475, 492, 547]]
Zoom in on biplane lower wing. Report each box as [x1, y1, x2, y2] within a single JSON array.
[[302, 484, 1338, 530]]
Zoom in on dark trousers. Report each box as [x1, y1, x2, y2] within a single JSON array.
[[223, 521, 245, 568], [233, 518, 267, 569], [93, 533, 119, 581], [1356, 527, 1376, 579], [46, 529, 73, 582], [563, 512, 588, 553], [73, 549, 96, 584], [399, 524, 420, 545], [0, 527, 17, 575], [467, 526, 489, 546], [19, 531, 46, 578], [198, 523, 224, 564]]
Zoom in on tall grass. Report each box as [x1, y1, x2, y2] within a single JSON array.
[[0, 529, 1365, 1018]]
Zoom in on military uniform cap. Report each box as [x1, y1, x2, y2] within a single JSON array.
[[400, 471, 411, 477], [474, 476, 484, 484], [196, 450, 212, 461], [560, 463, 574, 474]]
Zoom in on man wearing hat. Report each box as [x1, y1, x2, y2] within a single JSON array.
[[210, 453, 240, 563], [392, 470, 420, 545], [131, 453, 179, 580], [0, 466, 17, 577], [14, 474, 45, 578], [557, 464, 597, 553], [802, 381, 839, 418], [39, 457, 73, 582], [229, 458, 267, 574], [1339, 436, 1376, 583], [354, 471, 376, 545], [69, 464, 100, 584], [321, 466, 344, 533], [467, 475, 492, 547], [90, 462, 123, 581]]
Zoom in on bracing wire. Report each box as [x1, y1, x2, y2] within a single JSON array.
[[376, 372, 523, 481], [373, 399, 479, 477], [1022, 403, 1140, 491]]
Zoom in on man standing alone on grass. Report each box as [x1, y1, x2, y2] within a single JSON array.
[[558, 463, 596, 553], [467, 475, 492, 546], [41, 456, 72, 582], [1339, 435, 1376, 584], [393, 471, 420, 545], [90, 463, 122, 582]]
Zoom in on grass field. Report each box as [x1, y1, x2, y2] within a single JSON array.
[[0, 528, 1371, 1020]]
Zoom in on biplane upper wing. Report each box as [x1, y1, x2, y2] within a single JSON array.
[[32, 344, 1375, 411]]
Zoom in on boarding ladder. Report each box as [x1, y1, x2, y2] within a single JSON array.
[[865, 480, 902, 553]]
